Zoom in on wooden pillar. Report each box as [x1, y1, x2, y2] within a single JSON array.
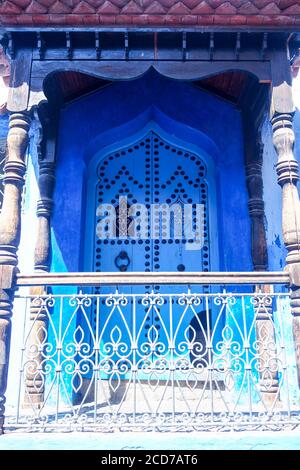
[[24, 107, 56, 408], [245, 154, 279, 403], [242, 93, 279, 403], [245, 156, 268, 273], [0, 111, 31, 433], [271, 111, 300, 387], [270, 40, 300, 388]]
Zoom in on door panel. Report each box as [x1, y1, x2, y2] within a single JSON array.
[[87, 130, 212, 379]]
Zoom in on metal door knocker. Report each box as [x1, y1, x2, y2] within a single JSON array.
[[114, 251, 130, 272]]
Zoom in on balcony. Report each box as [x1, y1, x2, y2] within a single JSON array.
[[4, 271, 300, 433]]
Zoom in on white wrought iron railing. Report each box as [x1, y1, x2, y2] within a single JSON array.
[[4, 271, 300, 432]]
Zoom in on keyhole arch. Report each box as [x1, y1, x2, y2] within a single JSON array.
[[83, 118, 220, 274]]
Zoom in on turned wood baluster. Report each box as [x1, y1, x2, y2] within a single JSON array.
[[246, 152, 279, 403], [0, 112, 30, 433], [24, 157, 56, 408], [245, 157, 268, 273], [272, 112, 300, 387]]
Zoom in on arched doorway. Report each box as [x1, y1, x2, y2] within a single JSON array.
[[83, 123, 219, 381]]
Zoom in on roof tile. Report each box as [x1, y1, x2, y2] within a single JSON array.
[[282, 3, 300, 14], [26, 0, 48, 12], [49, 1, 72, 13], [144, 1, 167, 14], [1, 0, 300, 27], [260, 2, 282, 13], [238, 1, 259, 13], [215, 1, 238, 14], [97, 1, 119, 13], [182, 0, 202, 8], [168, 1, 191, 14], [12, 0, 32, 8], [191, 1, 214, 14], [0, 1, 22, 14], [121, 0, 143, 14], [73, 1, 96, 13]]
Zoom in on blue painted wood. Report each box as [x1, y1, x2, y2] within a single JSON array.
[[84, 126, 219, 379]]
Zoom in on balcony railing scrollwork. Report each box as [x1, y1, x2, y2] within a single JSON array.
[[4, 271, 300, 432]]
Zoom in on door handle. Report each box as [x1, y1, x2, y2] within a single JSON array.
[[114, 251, 130, 272], [177, 264, 185, 272]]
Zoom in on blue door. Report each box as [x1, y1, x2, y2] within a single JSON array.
[[85, 129, 215, 381]]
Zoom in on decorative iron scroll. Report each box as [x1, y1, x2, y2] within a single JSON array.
[[4, 286, 300, 432]]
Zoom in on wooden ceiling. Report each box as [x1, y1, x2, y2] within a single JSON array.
[[46, 69, 257, 107]]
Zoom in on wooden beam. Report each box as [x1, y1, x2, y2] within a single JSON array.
[[7, 50, 32, 113]]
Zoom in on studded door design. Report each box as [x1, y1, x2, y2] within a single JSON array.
[[89, 131, 211, 378]]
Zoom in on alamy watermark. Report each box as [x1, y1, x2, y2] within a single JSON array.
[[96, 196, 205, 251]]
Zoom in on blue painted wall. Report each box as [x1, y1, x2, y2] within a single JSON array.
[[0, 113, 8, 138], [53, 71, 251, 274]]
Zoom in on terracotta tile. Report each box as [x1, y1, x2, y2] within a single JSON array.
[[121, 0, 143, 14], [196, 14, 214, 24], [181, 14, 198, 23], [253, 0, 279, 8], [283, 4, 300, 14], [26, 0, 49, 11], [11, 0, 32, 8], [278, 0, 297, 8], [49, 1, 72, 13], [99, 13, 117, 22], [230, 13, 247, 23], [1, 0, 299, 27], [0, 1, 22, 14], [164, 14, 185, 24], [114, 13, 133, 23], [192, 1, 214, 14], [109, 0, 129, 7], [260, 2, 282, 13], [48, 13, 68, 22], [73, 1, 96, 13], [215, 1, 237, 14], [144, 1, 167, 14], [182, 0, 202, 9], [130, 14, 149, 24], [32, 13, 53, 23], [238, 1, 260, 13], [0, 14, 21, 23], [82, 13, 100, 23], [144, 14, 167, 24], [168, 2, 191, 15], [97, 1, 120, 13], [16, 13, 34, 23]]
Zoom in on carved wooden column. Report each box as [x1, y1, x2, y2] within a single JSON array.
[[0, 111, 30, 433], [245, 157, 268, 272], [245, 154, 279, 403], [272, 112, 300, 387], [242, 95, 280, 403], [24, 107, 56, 408]]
